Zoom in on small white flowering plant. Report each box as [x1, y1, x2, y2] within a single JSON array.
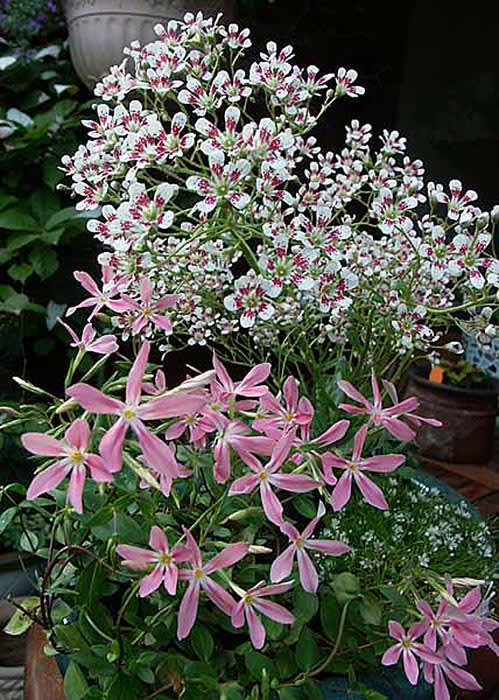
[[61, 12, 499, 402]]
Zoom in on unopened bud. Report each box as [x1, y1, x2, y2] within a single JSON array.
[[12, 377, 47, 396], [248, 545, 273, 555], [55, 398, 78, 414]]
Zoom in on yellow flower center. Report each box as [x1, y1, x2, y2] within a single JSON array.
[[193, 568, 204, 581], [295, 537, 305, 549], [143, 307, 151, 316], [401, 640, 412, 650], [284, 412, 294, 422], [69, 450, 84, 464], [258, 472, 269, 482], [347, 461, 358, 473], [244, 594, 254, 605], [158, 553, 172, 566], [123, 407, 137, 421]]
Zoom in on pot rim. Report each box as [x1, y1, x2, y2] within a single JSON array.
[[407, 365, 499, 399]]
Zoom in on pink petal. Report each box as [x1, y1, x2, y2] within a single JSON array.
[[138, 394, 207, 421], [177, 582, 200, 640], [133, 421, 179, 477], [270, 473, 320, 493], [306, 539, 350, 555], [253, 598, 295, 625], [87, 335, 118, 355], [151, 314, 173, 333], [331, 472, 353, 511], [337, 380, 372, 409], [352, 425, 368, 461], [231, 601, 245, 628], [382, 417, 416, 442], [268, 429, 296, 470], [388, 621, 405, 641], [66, 298, 97, 317], [214, 441, 231, 484], [270, 545, 296, 583], [212, 354, 233, 392], [65, 418, 90, 450], [228, 474, 259, 495], [163, 565, 178, 595], [22, 433, 65, 457], [444, 663, 482, 691], [140, 277, 153, 306], [283, 376, 299, 411], [382, 645, 402, 666], [74, 271, 100, 296], [182, 528, 202, 568], [67, 464, 86, 513], [434, 667, 450, 700], [116, 545, 155, 568], [149, 526, 168, 553], [458, 586, 481, 613], [296, 397, 314, 424], [164, 420, 187, 440], [139, 566, 163, 597], [371, 373, 382, 408], [361, 454, 405, 472], [126, 341, 150, 406], [66, 384, 123, 414], [26, 461, 70, 500], [254, 583, 293, 597], [402, 649, 419, 685], [81, 323, 95, 345], [313, 419, 350, 446], [155, 294, 177, 311], [260, 481, 284, 525], [202, 576, 235, 615], [354, 472, 388, 510], [383, 397, 420, 417], [246, 605, 266, 649], [86, 454, 114, 482], [58, 317, 80, 345], [99, 419, 128, 472], [296, 549, 318, 593], [238, 363, 271, 396], [204, 542, 248, 575]]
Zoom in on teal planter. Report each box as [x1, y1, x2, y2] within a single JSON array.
[[319, 668, 433, 699]]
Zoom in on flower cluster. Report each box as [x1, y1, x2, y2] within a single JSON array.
[[383, 583, 499, 700], [62, 13, 499, 384], [22, 340, 424, 648]]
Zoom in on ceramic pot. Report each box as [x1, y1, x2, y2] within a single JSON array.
[[62, 0, 234, 88], [405, 366, 498, 464]]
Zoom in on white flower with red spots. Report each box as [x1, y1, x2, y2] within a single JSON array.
[[186, 152, 250, 215], [224, 271, 276, 328]]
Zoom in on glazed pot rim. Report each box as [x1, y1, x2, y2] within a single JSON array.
[[407, 365, 499, 398]]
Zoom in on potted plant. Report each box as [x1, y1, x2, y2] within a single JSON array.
[[62, 0, 235, 88], [405, 355, 498, 464], [2, 12, 499, 700]]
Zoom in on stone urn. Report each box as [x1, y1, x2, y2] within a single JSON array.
[[62, 0, 235, 89]]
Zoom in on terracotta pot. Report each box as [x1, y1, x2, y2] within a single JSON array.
[[62, 0, 235, 88], [405, 367, 498, 464], [24, 625, 65, 700]]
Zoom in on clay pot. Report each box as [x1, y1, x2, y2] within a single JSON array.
[[405, 366, 498, 464], [24, 625, 65, 700], [62, 0, 235, 88]]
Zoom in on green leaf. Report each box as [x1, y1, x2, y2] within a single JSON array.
[[293, 589, 318, 624], [8, 262, 33, 283], [296, 627, 321, 671], [319, 593, 341, 642], [19, 530, 39, 552], [279, 689, 304, 700], [3, 597, 40, 636], [0, 506, 16, 534], [42, 156, 64, 189], [29, 246, 59, 279], [358, 596, 382, 626], [107, 672, 142, 700], [331, 573, 361, 604], [45, 206, 81, 230], [41, 226, 65, 245], [6, 108, 34, 128], [244, 651, 274, 681], [292, 495, 317, 519], [30, 188, 60, 224], [0, 292, 29, 315], [0, 195, 18, 211], [0, 209, 39, 231], [64, 661, 88, 700], [190, 624, 214, 661]]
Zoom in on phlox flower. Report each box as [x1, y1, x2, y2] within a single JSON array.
[[229, 429, 320, 525], [382, 620, 441, 685], [22, 419, 112, 513], [271, 502, 350, 593], [66, 266, 127, 319], [231, 582, 295, 649], [58, 318, 118, 355], [423, 658, 482, 700], [177, 529, 248, 640], [212, 353, 271, 403], [253, 375, 314, 440], [322, 425, 405, 511], [116, 525, 191, 597], [113, 277, 177, 335], [338, 373, 441, 442], [66, 341, 207, 488]]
